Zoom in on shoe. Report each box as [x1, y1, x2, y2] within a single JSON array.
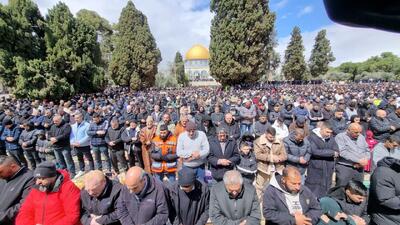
[[74, 171, 85, 179]]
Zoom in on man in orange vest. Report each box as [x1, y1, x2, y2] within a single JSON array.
[[151, 124, 178, 183]]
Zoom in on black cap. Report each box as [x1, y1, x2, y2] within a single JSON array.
[[178, 167, 196, 186], [296, 116, 306, 124], [34, 162, 57, 178]]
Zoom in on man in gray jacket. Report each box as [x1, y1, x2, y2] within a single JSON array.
[[369, 109, 396, 142], [372, 135, 400, 171], [0, 155, 34, 225], [209, 170, 260, 225], [335, 123, 370, 186]]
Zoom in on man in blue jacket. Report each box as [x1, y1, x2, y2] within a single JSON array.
[[71, 112, 94, 178], [1, 118, 27, 167]]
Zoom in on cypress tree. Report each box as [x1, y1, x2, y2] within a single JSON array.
[[309, 29, 335, 78], [174, 52, 188, 87], [209, 0, 276, 85], [109, 1, 161, 90], [282, 26, 307, 80]]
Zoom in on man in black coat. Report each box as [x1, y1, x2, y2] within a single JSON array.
[[0, 155, 34, 225], [48, 114, 75, 177], [207, 128, 240, 183], [81, 170, 122, 225], [105, 118, 126, 175], [329, 109, 348, 136], [369, 157, 400, 225], [117, 166, 168, 225], [328, 179, 370, 225], [305, 122, 339, 198], [263, 167, 322, 225], [168, 167, 209, 225]]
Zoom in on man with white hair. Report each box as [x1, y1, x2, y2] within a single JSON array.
[[209, 170, 260, 225]]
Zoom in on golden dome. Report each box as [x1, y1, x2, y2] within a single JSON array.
[[185, 44, 210, 60]]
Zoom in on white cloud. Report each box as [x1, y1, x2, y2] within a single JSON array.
[[277, 24, 400, 67], [0, 0, 212, 70], [298, 5, 313, 17], [273, 0, 289, 10]]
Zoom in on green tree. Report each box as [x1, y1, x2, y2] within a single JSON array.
[[174, 52, 188, 87], [109, 1, 161, 90], [309, 29, 335, 78], [282, 26, 307, 80], [0, 0, 45, 87], [209, 0, 276, 85]]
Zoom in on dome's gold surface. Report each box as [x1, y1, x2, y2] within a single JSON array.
[[185, 44, 210, 60]]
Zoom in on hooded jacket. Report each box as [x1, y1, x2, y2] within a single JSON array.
[[263, 173, 322, 225], [16, 170, 81, 225], [305, 128, 339, 198], [0, 167, 34, 225], [327, 186, 370, 224], [283, 132, 311, 174], [18, 127, 38, 151], [369, 157, 400, 225]]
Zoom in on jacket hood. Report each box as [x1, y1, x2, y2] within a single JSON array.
[[377, 157, 400, 172], [312, 128, 325, 140], [269, 172, 290, 195]]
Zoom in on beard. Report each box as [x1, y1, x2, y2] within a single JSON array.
[[38, 184, 51, 192]]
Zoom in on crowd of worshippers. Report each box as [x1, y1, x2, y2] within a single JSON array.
[[0, 82, 400, 225]]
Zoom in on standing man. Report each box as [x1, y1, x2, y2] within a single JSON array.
[[372, 135, 400, 171], [48, 114, 75, 178], [1, 118, 27, 167], [117, 166, 168, 225], [305, 122, 339, 198], [16, 162, 81, 225], [70, 112, 94, 178], [105, 118, 127, 175], [207, 128, 240, 183], [335, 123, 370, 186], [283, 129, 311, 180], [263, 167, 321, 225], [369, 109, 396, 142], [88, 113, 111, 173], [254, 126, 287, 197], [156, 113, 176, 136], [219, 113, 241, 140], [369, 157, 400, 225], [81, 170, 122, 225], [168, 167, 210, 225], [139, 116, 157, 174], [0, 156, 34, 225], [238, 99, 257, 136], [329, 109, 348, 136], [177, 122, 210, 182], [19, 121, 40, 169], [151, 124, 178, 182], [209, 170, 261, 225]]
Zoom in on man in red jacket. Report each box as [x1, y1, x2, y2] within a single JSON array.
[[16, 161, 81, 225]]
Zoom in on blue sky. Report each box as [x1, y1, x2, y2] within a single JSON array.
[[270, 0, 333, 38], [1, 0, 400, 69]]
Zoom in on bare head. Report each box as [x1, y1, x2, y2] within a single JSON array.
[[0, 156, 21, 180], [53, 114, 62, 126], [224, 113, 233, 124], [125, 167, 146, 194], [347, 123, 363, 139], [376, 109, 387, 119], [281, 166, 302, 194], [84, 170, 107, 198], [319, 122, 333, 139], [223, 170, 243, 199]]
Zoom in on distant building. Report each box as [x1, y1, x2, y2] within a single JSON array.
[[184, 44, 216, 84]]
